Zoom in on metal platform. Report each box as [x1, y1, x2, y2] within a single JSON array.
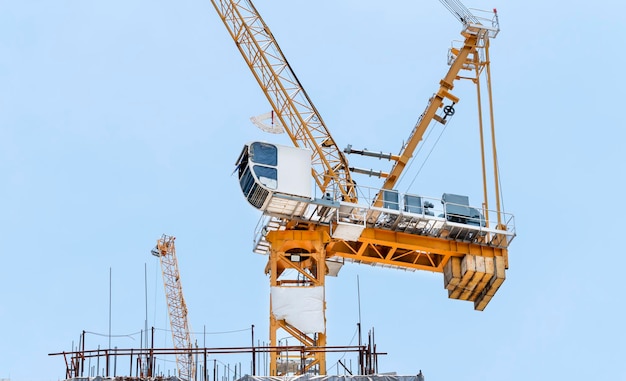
[[252, 185, 515, 256]]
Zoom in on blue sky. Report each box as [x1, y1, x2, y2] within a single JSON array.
[[1, 1, 625, 380]]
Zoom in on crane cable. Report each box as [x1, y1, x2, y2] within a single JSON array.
[[324, 325, 360, 373], [494, 146, 508, 215], [399, 111, 509, 219], [398, 114, 454, 193], [439, 0, 479, 24], [154, 326, 252, 335]]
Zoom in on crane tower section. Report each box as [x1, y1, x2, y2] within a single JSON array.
[[151, 234, 196, 381]]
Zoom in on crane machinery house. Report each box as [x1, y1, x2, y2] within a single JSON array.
[[236, 142, 313, 216]]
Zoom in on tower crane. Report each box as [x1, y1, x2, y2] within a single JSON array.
[[211, 0, 514, 376], [151, 234, 196, 381]]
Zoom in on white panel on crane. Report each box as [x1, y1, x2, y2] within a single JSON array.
[[274, 144, 312, 199], [271, 286, 324, 333]]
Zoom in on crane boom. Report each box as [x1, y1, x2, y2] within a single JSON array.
[[151, 234, 195, 381], [210, 0, 356, 202]]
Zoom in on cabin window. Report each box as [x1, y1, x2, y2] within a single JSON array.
[[239, 165, 255, 196], [250, 142, 277, 166], [253, 165, 277, 189]]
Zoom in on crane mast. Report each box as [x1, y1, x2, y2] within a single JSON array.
[[212, 0, 514, 376], [151, 234, 196, 381]]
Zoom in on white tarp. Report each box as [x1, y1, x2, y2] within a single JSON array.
[[271, 286, 324, 333]]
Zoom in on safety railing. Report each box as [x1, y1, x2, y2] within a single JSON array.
[[252, 183, 515, 254]]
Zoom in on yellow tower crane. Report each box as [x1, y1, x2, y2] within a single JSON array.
[[211, 0, 514, 376], [151, 234, 196, 381]]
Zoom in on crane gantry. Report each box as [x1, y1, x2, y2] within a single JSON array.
[[211, 0, 515, 376], [151, 234, 196, 381]]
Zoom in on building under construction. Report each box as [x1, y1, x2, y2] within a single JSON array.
[[50, 326, 405, 381]]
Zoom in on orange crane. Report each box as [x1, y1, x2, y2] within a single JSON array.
[[211, 0, 514, 375], [151, 234, 196, 381]]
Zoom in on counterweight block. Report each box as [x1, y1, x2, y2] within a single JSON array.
[[443, 254, 506, 311]]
